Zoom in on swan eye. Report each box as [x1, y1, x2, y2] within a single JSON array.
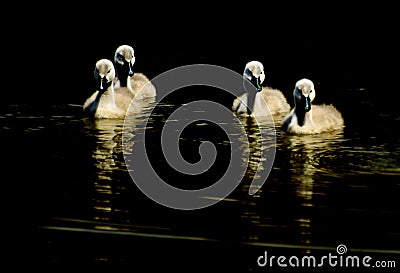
[[116, 53, 124, 62], [107, 69, 111, 74], [245, 68, 252, 78]]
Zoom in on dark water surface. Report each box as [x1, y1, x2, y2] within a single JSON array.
[[3, 81, 399, 271]]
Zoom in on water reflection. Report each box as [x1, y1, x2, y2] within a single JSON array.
[[238, 113, 349, 253], [284, 131, 345, 202], [82, 98, 155, 224], [280, 130, 345, 251], [83, 118, 126, 222], [4, 96, 398, 270], [236, 114, 281, 246], [236, 114, 279, 196]]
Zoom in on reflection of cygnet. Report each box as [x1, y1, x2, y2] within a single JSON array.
[[113, 44, 157, 100], [83, 59, 134, 119], [281, 78, 344, 134], [232, 61, 290, 116]]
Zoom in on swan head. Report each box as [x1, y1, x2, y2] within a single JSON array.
[[293, 78, 315, 112], [94, 59, 115, 92], [243, 61, 265, 92], [114, 44, 136, 77]]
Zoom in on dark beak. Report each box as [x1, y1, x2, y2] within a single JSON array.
[[98, 76, 111, 92], [250, 75, 262, 92], [99, 76, 106, 91], [127, 61, 134, 77], [304, 96, 311, 112]]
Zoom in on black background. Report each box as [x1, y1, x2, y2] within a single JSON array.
[[4, 3, 398, 109]]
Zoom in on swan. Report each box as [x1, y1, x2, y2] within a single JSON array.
[[281, 78, 344, 134], [114, 44, 157, 100], [83, 59, 134, 119], [232, 60, 290, 116]]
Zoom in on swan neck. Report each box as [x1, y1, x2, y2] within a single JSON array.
[[246, 90, 257, 115], [100, 85, 116, 106], [115, 63, 129, 87], [119, 76, 128, 87], [294, 107, 312, 127], [127, 75, 133, 91]]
